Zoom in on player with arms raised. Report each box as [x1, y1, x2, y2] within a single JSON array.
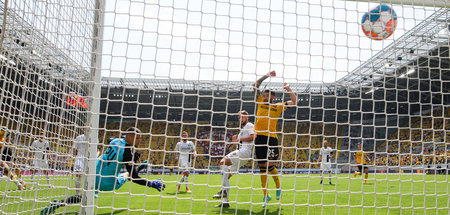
[[40, 127, 165, 214], [213, 110, 255, 208], [317, 140, 333, 185], [175, 131, 196, 193], [354, 143, 371, 184], [253, 71, 297, 207]]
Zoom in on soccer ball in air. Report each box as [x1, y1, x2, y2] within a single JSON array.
[[361, 4, 397, 40]]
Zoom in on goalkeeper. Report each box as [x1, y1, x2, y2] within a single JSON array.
[[41, 127, 165, 215]]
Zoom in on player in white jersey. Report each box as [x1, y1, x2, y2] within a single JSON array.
[[30, 130, 52, 188], [174, 131, 196, 193], [70, 131, 87, 195], [318, 140, 334, 185], [214, 110, 255, 208]]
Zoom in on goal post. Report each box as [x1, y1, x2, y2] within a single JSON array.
[[81, 0, 106, 214]]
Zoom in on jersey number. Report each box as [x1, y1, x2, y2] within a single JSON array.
[[268, 149, 275, 158], [104, 147, 117, 166]]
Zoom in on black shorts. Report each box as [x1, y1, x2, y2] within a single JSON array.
[[1, 147, 13, 162], [357, 165, 368, 172], [254, 135, 279, 164]]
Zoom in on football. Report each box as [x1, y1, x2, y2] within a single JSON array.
[[361, 4, 398, 40]]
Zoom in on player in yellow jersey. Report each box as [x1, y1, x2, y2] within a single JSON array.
[[253, 71, 297, 207], [0, 131, 26, 190], [354, 143, 371, 184]]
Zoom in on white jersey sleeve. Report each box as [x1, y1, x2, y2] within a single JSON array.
[[175, 142, 180, 153]]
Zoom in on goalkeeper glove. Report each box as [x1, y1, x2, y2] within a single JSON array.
[[148, 179, 165, 192]]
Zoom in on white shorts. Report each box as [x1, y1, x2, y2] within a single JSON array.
[[179, 159, 191, 173], [33, 159, 49, 170], [226, 149, 252, 173], [320, 163, 332, 172], [74, 158, 84, 172]]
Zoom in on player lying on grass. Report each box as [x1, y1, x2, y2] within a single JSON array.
[[0, 160, 25, 190], [213, 110, 255, 208], [40, 127, 165, 215], [1, 131, 26, 190]]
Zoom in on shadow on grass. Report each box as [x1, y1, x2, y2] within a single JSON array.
[[97, 209, 127, 215], [165, 191, 190, 195], [214, 207, 251, 214], [213, 205, 283, 215], [265, 208, 283, 215]]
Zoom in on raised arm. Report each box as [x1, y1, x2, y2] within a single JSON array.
[[254, 71, 276, 96], [283, 83, 298, 106], [174, 143, 179, 162], [317, 149, 322, 163]]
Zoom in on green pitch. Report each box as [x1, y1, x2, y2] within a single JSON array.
[[1, 174, 449, 214]]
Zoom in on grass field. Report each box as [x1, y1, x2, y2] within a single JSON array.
[[1, 173, 449, 214]]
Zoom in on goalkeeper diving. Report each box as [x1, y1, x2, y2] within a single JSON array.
[[40, 127, 165, 215]]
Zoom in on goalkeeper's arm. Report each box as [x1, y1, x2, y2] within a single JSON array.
[[123, 149, 165, 191], [125, 163, 165, 191]]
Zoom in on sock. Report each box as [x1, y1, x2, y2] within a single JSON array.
[[45, 173, 51, 185], [5, 169, 21, 187], [50, 194, 82, 212], [320, 172, 324, 181], [221, 165, 230, 203], [63, 194, 82, 204], [356, 171, 361, 175], [328, 172, 332, 183], [75, 177, 82, 195], [268, 166, 280, 189], [30, 173, 35, 185], [14, 169, 22, 180], [221, 165, 228, 189], [364, 173, 368, 182], [184, 176, 189, 189], [8, 171, 17, 181], [260, 167, 268, 197]]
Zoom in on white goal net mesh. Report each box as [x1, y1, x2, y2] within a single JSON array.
[[0, 0, 448, 214]]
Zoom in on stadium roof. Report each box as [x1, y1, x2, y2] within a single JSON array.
[[101, 78, 333, 94], [0, 3, 90, 81], [337, 8, 449, 86]]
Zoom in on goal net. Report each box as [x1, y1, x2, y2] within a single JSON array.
[[0, 0, 448, 214]]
